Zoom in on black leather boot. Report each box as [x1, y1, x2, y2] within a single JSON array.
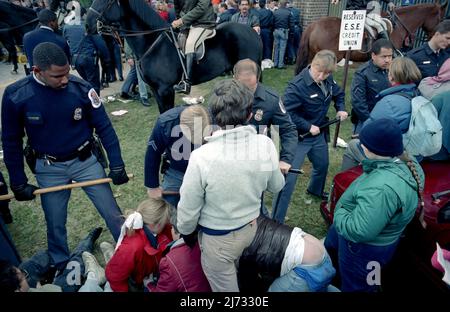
[[174, 53, 194, 94], [378, 30, 389, 40]]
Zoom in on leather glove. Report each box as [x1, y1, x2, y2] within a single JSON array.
[[11, 183, 38, 201], [181, 231, 198, 248], [108, 166, 129, 185]]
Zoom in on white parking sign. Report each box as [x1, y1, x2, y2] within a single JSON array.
[[339, 10, 366, 51]]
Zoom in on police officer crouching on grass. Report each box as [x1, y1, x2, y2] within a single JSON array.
[[1, 42, 129, 273], [145, 104, 211, 226], [272, 50, 348, 224], [350, 39, 393, 134]]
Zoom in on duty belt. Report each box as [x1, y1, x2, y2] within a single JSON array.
[[37, 140, 92, 163]]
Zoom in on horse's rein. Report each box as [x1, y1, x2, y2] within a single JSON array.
[[389, 11, 414, 43], [0, 17, 39, 33]]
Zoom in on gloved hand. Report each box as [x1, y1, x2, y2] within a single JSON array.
[[11, 183, 38, 201], [108, 166, 129, 185], [181, 231, 198, 248]]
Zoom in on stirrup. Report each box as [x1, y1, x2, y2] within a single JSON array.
[[173, 80, 191, 94]]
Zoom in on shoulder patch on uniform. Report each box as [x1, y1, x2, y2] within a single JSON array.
[[88, 88, 102, 109], [278, 99, 286, 114]]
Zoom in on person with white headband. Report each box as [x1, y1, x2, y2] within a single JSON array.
[[105, 198, 173, 292]]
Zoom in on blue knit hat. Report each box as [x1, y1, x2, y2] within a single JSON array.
[[359, 118, 404, 157]]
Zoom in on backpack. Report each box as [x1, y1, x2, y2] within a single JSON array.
[[401, 94, 443, 157]]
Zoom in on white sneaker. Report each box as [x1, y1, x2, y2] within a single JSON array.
[[82, 251, 106, 285], [100, 241, 115, 264]]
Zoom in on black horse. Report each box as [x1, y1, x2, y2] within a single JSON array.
[[86, 0, 262, 113], [0, 2, 38, 73]]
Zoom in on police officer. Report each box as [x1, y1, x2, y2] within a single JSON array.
[[351, 39, 392, 134], [272, 50, 348, 223], [273, 0, 294, 69], [63, 11, 111, 94], [407, 20, 450, 80], [258, 0, 274, 61], [145, 104, 211, 221], [1, 42, 129, 271], [233, 59, 297, 218], [233, 59, 297, 174], [285, 1, 301, 65], [23, 9, 71, 68]]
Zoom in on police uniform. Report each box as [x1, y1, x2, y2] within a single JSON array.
[[258, 7, 274, 60], [1, 74, 125, 269], [407, 43, 450, 79], [286, 6, 301, 65], [273, 7, 294, 68], [63, 24, 111, 94], [350, 60, 390, 133], [145, 105, 198, 208], [250, 84, 297, 165], [271, 66, 346, 223]]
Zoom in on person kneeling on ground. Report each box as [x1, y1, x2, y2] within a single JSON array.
[[105, 198, 173, 292]]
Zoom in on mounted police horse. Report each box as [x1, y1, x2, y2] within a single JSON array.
[[295, 2, 448, 74], [86, 0, 262, 113], [0, 2, 38, 73]]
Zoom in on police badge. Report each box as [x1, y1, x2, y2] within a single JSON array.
[[88, 88, 102, 109], [254, 109, 264, 121], [73, 107, 82, 120]]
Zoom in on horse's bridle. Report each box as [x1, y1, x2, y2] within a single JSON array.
[[88, 0, 120, 34]]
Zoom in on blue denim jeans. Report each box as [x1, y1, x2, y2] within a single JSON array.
[[272, 134, 329, 223], [35, 155, 123, 269], [273, 28, 289, 68], [268, 253, 340, 292], [161, 167, 183, 208], [325, 224, 399, 292]]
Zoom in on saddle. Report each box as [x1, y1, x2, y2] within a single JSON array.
[[364, 17, 393, 39], [177, 28, 217, 62]]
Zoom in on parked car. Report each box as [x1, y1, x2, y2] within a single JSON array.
[[320, 161, 450, 292]]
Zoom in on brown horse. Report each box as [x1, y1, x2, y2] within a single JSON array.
[[295, 2, 448, 74]]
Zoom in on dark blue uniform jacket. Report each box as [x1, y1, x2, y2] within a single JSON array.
[[144, 105, 198, 188], [1, 75, 124, 186], [249, 84, 297, 164], [351, 60, 390, 123], [284, 67, 345, 134]]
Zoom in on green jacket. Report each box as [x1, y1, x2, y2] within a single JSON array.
[[334, 158, 425, 246], [175, 0, 216, 27]]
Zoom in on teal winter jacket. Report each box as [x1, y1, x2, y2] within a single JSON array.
[[333, 158, 425, 246]]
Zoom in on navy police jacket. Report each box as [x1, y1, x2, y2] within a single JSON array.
[[351, 60, 390, 123], [1, 74, 124, 186], [23, 26, 71, 67], [284, 67, 345, 134], [407, 44, 450, 79], [249, 84, 297, 165], [144, 105, 198, 189]]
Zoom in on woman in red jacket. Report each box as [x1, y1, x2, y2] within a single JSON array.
[[105, 198, 173, 292]]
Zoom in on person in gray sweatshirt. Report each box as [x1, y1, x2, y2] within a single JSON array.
[[177, 79, 285, 292]]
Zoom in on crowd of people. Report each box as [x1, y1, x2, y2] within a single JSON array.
[[1, 0, 450, 293]]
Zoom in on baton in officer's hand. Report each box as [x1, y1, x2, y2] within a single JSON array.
[[0, 174, 134, 201], [288, 168, 304, 174], [299, 117, 341, 140]]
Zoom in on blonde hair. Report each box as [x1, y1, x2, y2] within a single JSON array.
[[389, 57, 422, 84], [126, 198, 170, 236], [180, 104, 211, 145], [311, 50, 337, 73]]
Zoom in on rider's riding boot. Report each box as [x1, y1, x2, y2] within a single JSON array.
[[377, 30, 390, 40], [174, 53, 194, 94]]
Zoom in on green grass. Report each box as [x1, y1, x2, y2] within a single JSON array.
[[1, 63, 357, 263]]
